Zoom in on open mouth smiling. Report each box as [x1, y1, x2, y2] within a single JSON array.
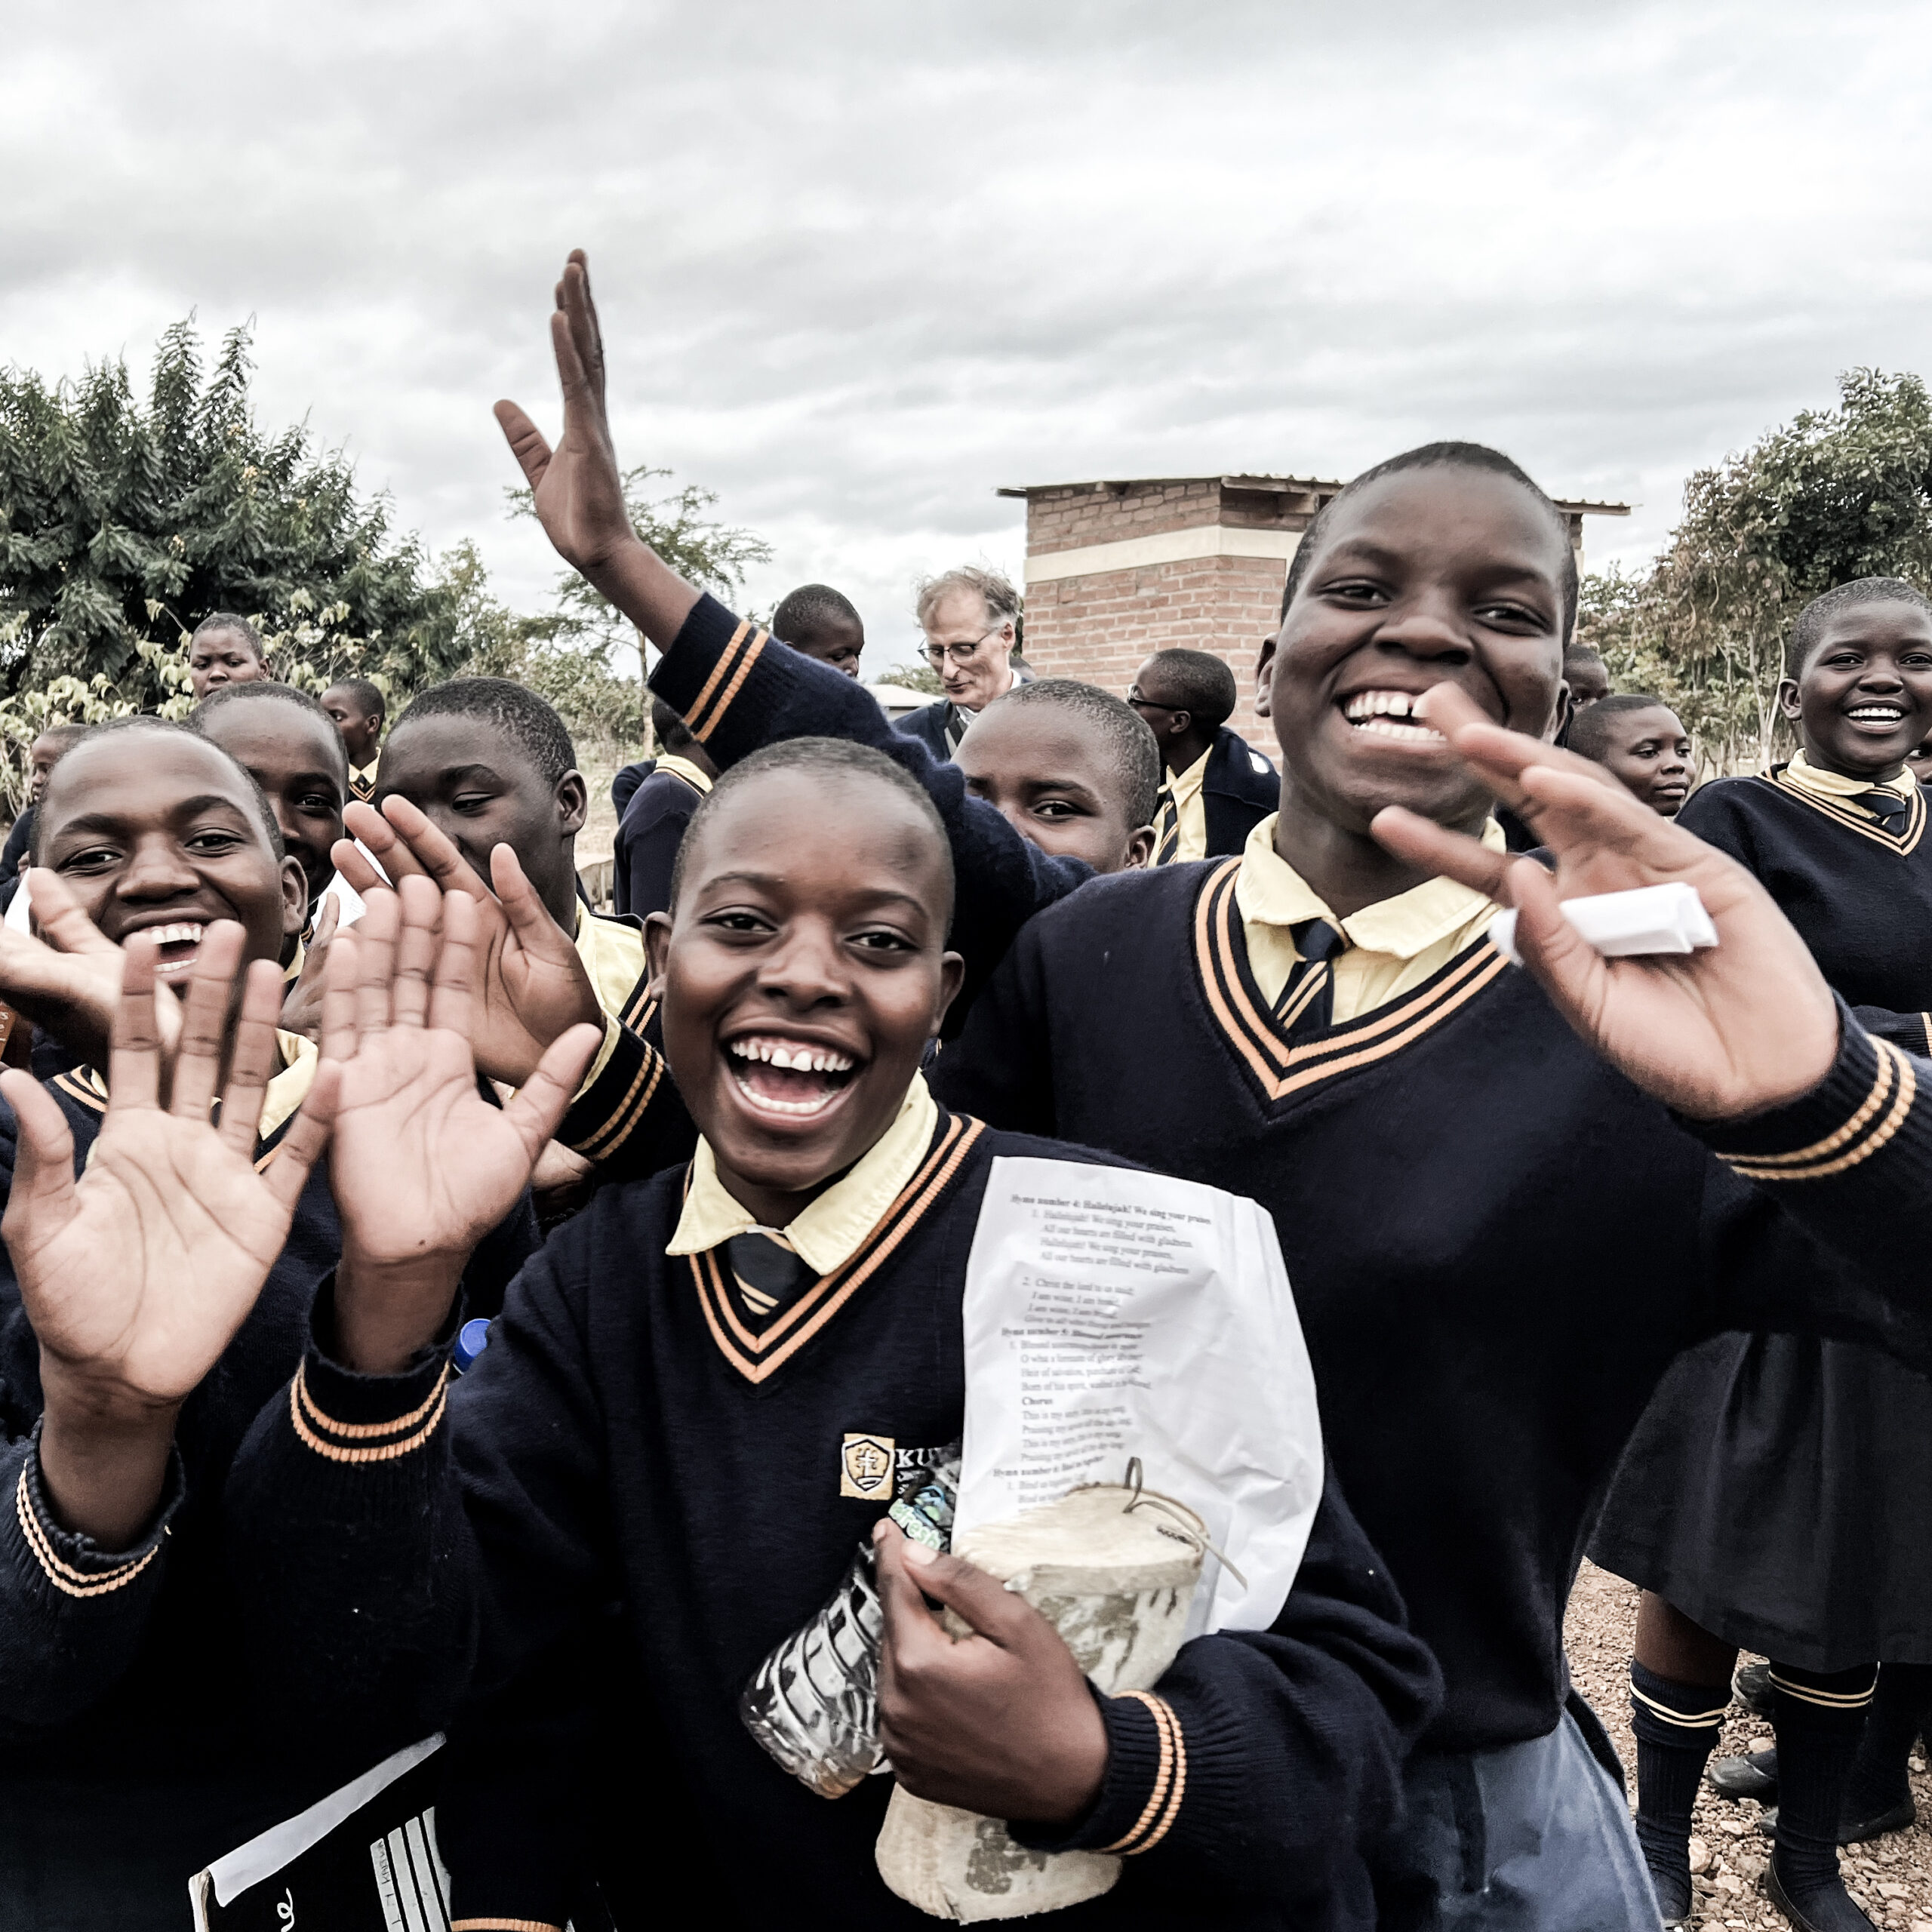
[[1846, 703, 1909, 728], [136, 921, 208, 981], [1341, 689, 1449, 744], [725, 1033, 861, 1121]]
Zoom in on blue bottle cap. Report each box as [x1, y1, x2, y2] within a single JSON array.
[[452, 1317, 492, 1375]]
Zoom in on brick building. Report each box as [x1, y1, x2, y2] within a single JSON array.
[[1001, 475, 1629, 743]]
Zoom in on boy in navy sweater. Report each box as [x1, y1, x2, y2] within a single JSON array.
[[1591, 578, 1932, 1930], [219, 738, 1438, 1931], [331, 675, 697, 1186], [614, 697, 717, 919], [0, 722, 541, 1927], [472, 252, 1932, 1930]]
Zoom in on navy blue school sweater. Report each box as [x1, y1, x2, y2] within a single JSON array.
[[926, 865, 1932, 1755], [1676, 770, 1932, 1051], [1200, 726, 1280, 857], [0, 1052, 537, 1926], [613, 765, 703, 919], [232, 1117, 1440, 1932]]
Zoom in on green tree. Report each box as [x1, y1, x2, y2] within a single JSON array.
[[1578, 368, 1932, 773], [0, 318, 476, 715]]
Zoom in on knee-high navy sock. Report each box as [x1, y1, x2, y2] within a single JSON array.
[[1772, 1661, 1877, 1902], [1630, 1662, 1728, 1917], [1844, 1662, 1932, 1819]]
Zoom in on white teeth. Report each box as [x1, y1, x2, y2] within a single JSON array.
[[727, 1036, 856, 1075], [1848, 706, 1904, 720], [728, 1065, 843, 1117], [1354, 716, 1445, 743], [1345, 690, 1422, 721], [146, 922, 205, 947]]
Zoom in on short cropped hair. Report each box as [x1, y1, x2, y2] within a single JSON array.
[[1567, 693, 1680, 764], [774, 583, 863, 646], [192, 680, 349, 783], [669, 737, 953, 920], [1281, 442, 1580, 642], [1564, 644, 1607, 675], [34, 717, 285, 863], [191, 611, 266, 660], [915, 565, 1022, 635], [32, 723, 90, 758], [390, 678, 577, 786], [993, 678, 1164, 829], [651, 696, 699, 755], [1786, 577, 1932, 679], [1139, 648, 1238, 733], [324, 677, 386, 721]]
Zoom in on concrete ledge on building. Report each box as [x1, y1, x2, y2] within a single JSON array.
[[1023, 523, 1305, 583]]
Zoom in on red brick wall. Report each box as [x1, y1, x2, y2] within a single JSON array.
[[1022, 552, 1286, 748], [1025, 478, 1312, 557]]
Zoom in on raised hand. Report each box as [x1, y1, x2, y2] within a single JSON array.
[[491, 249, 700, 645], [873, 1521, 1108, 1825], [322, 875, 601, 1375], [278, 892, 339, 1042], [0, 868, 184, 1072], [332, 800, 601, 1087], [1371, 683, 1838, 1120], [4, 927, 334, 1543]]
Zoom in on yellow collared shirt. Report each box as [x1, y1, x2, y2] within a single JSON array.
[[654, 753, 715, 798], [1167, 749, 1212, 863], [567, 900, 649, 1098], [666, 1075, 939, 1278], [1234, 812, 1505, 1021], [1780, 749, 1917, 811]]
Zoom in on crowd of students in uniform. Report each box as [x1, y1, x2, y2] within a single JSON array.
[[0, 249, 1929, 1932]]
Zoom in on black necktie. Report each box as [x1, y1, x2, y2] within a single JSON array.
[[1272, 919, 1348, 1036], [1152, 785, 1180, 865], [727, 1231, 811, 1325], [1856, 789, 1910, 833]]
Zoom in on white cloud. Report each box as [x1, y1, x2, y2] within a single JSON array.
[[4, 0, 1928, 663]]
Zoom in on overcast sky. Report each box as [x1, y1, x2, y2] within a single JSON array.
[[5, 0, 1929, 673]]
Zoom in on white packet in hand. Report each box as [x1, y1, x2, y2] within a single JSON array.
[[1488, 881, 1718, 965]]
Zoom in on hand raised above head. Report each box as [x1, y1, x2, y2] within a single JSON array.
[[873, 1521, 1108, 1826], [492, 249, 700, 645], [334, 800, 601, 1088], [1371, 683, 1838, 1121], [322, 875, 601, 1375], [5, 925, 334, 1543]]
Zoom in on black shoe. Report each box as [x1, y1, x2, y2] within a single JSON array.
[[1756, 1795, 1919, 1844], [1763, 1858, 1876, 1932], [1646, 1863, 1693, 1928], [1709, 1747, 1780, 1800], [1838, 1796, 1915, 1844], [1736, 1659, 1777, 1718]]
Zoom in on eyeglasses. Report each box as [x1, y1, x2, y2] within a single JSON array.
[[924, 625, 1006, 669], [1126, 688, 1181, 713]]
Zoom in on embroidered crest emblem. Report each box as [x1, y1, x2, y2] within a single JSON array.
[[839, 1433, 896, 1499]]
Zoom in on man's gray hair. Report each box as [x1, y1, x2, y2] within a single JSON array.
[[915, 565, 1022, 634]]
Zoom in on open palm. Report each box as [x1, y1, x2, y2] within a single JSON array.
[[320, 878, 600, 1373], [335, 803, 601, 1088], [2, 929, 330, 1411], [1374, 685, 1839, 1120]]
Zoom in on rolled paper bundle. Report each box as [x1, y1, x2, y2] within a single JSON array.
[[875, 1483, 1205, 1921], [1488, 881, 1718, 967]]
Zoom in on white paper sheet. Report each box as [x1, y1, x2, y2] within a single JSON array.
[[953, 1158, 1323, 1637], [1487, 881, 1717, 965]]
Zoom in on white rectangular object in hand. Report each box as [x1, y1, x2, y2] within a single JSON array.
[[1487, 881, 1718, 966], [953, 1157, 1323, 1639]]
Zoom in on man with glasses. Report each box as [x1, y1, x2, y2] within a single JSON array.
[[897, 566, 1029, 761], [1127, 643, 1278, 863]]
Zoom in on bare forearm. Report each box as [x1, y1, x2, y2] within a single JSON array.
[[580, 537, 703, 650], [334, 1251, 466, 1375], [36, 1365, 178, 1549]]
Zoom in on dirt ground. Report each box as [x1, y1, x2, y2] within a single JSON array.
[[1565, 1563, 1932, 1929]]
